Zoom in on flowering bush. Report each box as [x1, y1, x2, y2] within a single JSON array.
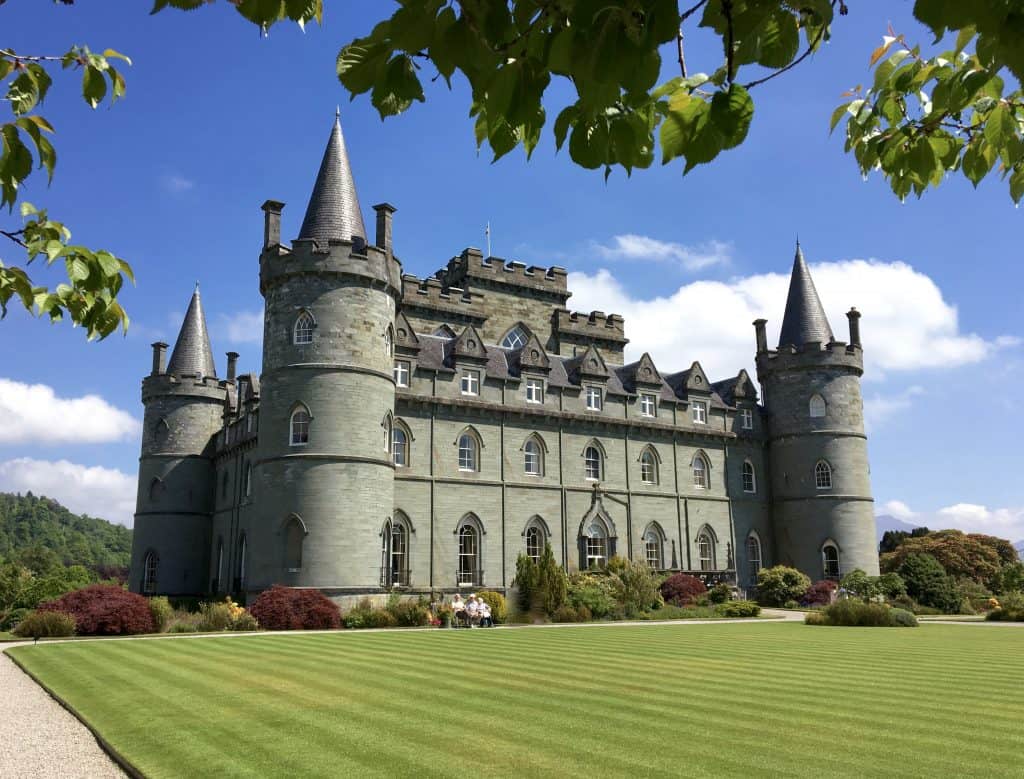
[[38, 584, 154, 636], [195, 597, 258, 631], [249, 585, 341, 630], [801, 580, 838, 607], [659, 573, 707, 607]]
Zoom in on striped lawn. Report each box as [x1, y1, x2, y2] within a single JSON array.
[[9, 622, 1024, 778]]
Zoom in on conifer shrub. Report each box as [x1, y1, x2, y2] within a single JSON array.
[[249, 585, 341, 630], [38, 584, 154, 635], [707, 582, 733, 605], [756, 566, 811, 607], [716, 600, 760, 618], [148, 596, 174, 632], [13, 609, 76, 638], [801, 579, 837, 607], [659, 573, 706, 606], [475, 591, 507, 623]]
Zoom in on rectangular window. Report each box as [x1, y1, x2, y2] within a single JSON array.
[[460, 369, 480, 396], [692, 401, 707, 425], [586, 385, 602, 411], [640, 393, 656, 417], [741, 408, 753, 429], [526, 377, 543, 404], [393, 360, 410, 387]]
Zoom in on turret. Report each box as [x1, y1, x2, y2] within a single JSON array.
[[755, 243, 878, 580], [248, 111, 402, 596], [130, 286, 224, 594]]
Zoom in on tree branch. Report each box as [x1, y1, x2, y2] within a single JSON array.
[[742, 4, 833, 90], [679, 0, 708, 23], [722, 0, 735, 84], [0, 49, 64, 63], [1, 228, 27, 249], [677, 28, 687, 78]]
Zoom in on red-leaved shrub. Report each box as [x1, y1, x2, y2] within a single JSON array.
[[801, 579, 838, 607], [38, 584, 155, 636], [659, 573, 707, 606], [249, 585, 341, 630]]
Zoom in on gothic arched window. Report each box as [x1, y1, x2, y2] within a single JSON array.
[[747, 533, 762, 585], [584, 520, 609, 568], [693, 453, 710, 489], [392, 423, 409, 467], [142, 550, 158, 594], [823, 542, 840, 580], [458, 431, 479, 472], [525, 524, 543, 562], [458, 521, 480, 585], [742, 460, 756, 493], [284, 517, 304, 572], [524, 436, 543, 476], [643, 526, 663, 569], [640, 447, 658, 484], [809, 393, 827, 418], [815, 460, 833, 489], [293, 310, 314, 345], [501, 325, 529, 349], [697, 529, 715, 571], [584, 444, 603, 481], [290, 406, 310, 446]]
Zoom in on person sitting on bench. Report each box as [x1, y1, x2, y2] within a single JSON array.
[[465, 594, 480, 627], [478, 598, 493, 627], [451, 593, 467, 627]]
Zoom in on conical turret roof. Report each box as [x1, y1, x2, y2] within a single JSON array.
[[778, 242, 834, 349], [297, 111, 367, 243], [167, 285, 217, 378]]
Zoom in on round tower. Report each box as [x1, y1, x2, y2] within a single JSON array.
[[755, 244, 878, 580], [249, 112, 401, 597], [131, 287, 223, 594]]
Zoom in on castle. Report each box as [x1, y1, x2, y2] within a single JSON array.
[[129, 114, 879, 602]]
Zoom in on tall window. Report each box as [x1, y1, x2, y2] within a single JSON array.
[[747, 534, 762, 585], [393, 360, 410, 387], [742, 460, 756, 493], [640, 449, 658, 484], [525, 525, 543, 562], [584, 445, 602, 481], [284, 518, 304, 572], [236, 534, 246, 590], [815, 460, 833, 489], [823, 543, 840, 579], [458, 524, 479, 585], [585, 522, 608, 568], [392, 425, 408, 466], [501, 326, 528, 349], [644, 529, 662, 569], [244, 463, 252, 498], [293, 310, 314, 344], [381, 519, 409, 587], [383, 414, 392, 453], [524, 438, 542, 476], [142, 551, 158, 594], [640, 393, 657, 417], [526, 377, 543, 404], [692, 401, 707, 424], [697, 531, 714, 571], [290, 406, 310, 446], [741, 408, 753, 429], [458, 433, 478, 471], [809, 393, 827, 418], [149, 478, 164, 503], [692, 453, 709, 489], [461, 369, 480, 396], [215, 539, 224, 593], [586, 385, 603, 411], [384, 325, 394, 357]]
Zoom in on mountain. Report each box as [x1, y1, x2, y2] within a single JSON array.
[[0, 491, 132, 571], [875, 514, 923, 541]]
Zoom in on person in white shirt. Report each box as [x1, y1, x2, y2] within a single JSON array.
[[478, 599, 492, 627], [451, 593, 466, 627], [466, 595, 480, 626]]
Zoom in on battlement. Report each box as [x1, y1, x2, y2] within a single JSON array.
[[437, 247, 570, 301], [142, 372, 228, 403], [259, 237, 402, 298], [401, 274, 484, 307], [756, 339, 864, 377], [554, 308, 628, 344]]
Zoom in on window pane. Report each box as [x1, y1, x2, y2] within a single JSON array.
[[501, 327, 528, 349]]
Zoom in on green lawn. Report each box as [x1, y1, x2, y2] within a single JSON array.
[[8, 623, 1024, 778]]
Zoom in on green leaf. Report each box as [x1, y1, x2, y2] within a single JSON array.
[[370, 55, 425, 118], [337, 39, 391, 95], [1010, 165, 1024, 204], [829, 102, 850, 134], [962, 139, 994, 186], [984, 102, 1016, 150], [757, 10, 800, 69], [709, 85, 753, 150], [82, 66, 106, 108]]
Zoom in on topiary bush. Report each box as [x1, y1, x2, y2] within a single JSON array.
[[475, 591, 507, 623], [707, 582, 732, 605], [659, 573, 707, 606], [716, 600, 760, 618], [249, 585, 341, 630], [148, 596, 174, 632], [13, 609, 76, 638], [801, 579, 838, 607], [756, 566, 811, 607], [38, 584, 154, 636]]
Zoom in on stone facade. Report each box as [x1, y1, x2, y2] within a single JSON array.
[[129, 116, 879, 601]]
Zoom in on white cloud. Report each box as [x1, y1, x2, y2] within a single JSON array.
[[863, 385, 924, 431], [0, 379, 141, 445], [591, 235, 731, 271], [219, 310, 263, 345], [878, 500, 917, 521], [160, 173, 194, 193], [875, 499, 1024, 542], [567, 258, 1017, 379], [0, 458, 136, 527]]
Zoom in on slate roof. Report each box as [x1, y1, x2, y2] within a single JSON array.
[[778, 242, 834, 348], [297, 112, 367, 243], [167, 287, 217, 378]]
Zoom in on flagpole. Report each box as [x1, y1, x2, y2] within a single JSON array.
[[485, 221, 491, 258]]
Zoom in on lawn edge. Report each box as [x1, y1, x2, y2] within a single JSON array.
[[3, 646, 144, 779]]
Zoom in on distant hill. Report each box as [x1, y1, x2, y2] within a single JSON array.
[[1015, 541, 1024, 557], [875, 514, 922, 541], [0, 492, 132, 571]]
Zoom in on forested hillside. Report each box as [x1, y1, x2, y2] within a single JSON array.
[[0, 492, 131, 571]]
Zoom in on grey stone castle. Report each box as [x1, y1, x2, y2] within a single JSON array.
[[129, 114, 879, 601]]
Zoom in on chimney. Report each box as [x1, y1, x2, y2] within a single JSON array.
[[373, 203, 396, 255], [261, 200, 285, 249], [151, 342, 168, 375], [846, 307, 862, 348], [226, 351, 239, 382], [753, 319, 768, 354]]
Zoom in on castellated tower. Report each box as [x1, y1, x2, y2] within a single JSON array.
[[249, 113, 402, 594], [131, 289, 223, 594], [755, 244, 879, 579]]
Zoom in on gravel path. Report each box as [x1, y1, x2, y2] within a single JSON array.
[[0, 645, 124, 779]]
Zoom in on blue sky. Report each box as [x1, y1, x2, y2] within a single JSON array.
[[0, 2, 1020, 538]]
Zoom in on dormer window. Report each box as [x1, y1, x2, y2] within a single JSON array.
[[741, 408, 753, 429], [501, 326, 528, 349], [640, 393, 657, 418], [692, 401, 707, 425], [460, 369, 480, 396], [586, 385, 602, 411]]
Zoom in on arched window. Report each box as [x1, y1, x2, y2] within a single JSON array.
[[214, 538, 224, 593], [434, 324, 456, 338], [524, 437, 543, 476], [815, 460, 833, 489], [525, 525, 543, 563], [584, 444, 602, 481], [692, 453, 710, 489], [501, 325, 528, 349], [458, 524, 480, 585], [236, 534, 247, 591], [148, 477, 165, 503], [284, 517, 304, 572], [747, 533, 762, 585], [643, 526, 663, 569], [584, 521, 608, 568], [697, 529, 715, 571], [392, 424, 409, 467], [381, 517, 410, 587], [293, 310, 314, 345], [458, 432, 479, 472], [290, 406, 310, 446], [384, 325, 394, 357], [154, 417, 169, 443], [742, 460, 756, 493], [244, 463, 252, 498], [809, 393, 826, 418], [382, 413, 392, 453], [823, 542, 840, 580], [640, 447, 658, 484], [142, 550, 158, 595]]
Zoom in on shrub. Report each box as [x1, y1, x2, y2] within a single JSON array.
[[38, 584, 154, 636], [840, 569, 878, 600], [568, 574, 617, 619], [756, 566, 811, 607], [168, 620, 199, 633], [513, 554, 538, 612], [536, 543, 568, 615], [249, 585, 341, 630], [876, 572, 907, 599], [811, 600, 919, 627], [13, 609, 76, 638], [388, 600, 430, 627], [475, 591, 507, 624], [553, 605, 590, 623], [196, 601, 236, 631], [659, 573, 706, 606], [716, 600, 760, 618], [801, 580, 837, 607], [986, 592, 1024, 621], [890, 608, 919, 627], [707, 583, 732, 605], [607, 558, 662, 617], [148, 596, 174, 632], [804, 610, 827, 626], [898, 553, 960, 613], [783, 599, 799, 610]]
